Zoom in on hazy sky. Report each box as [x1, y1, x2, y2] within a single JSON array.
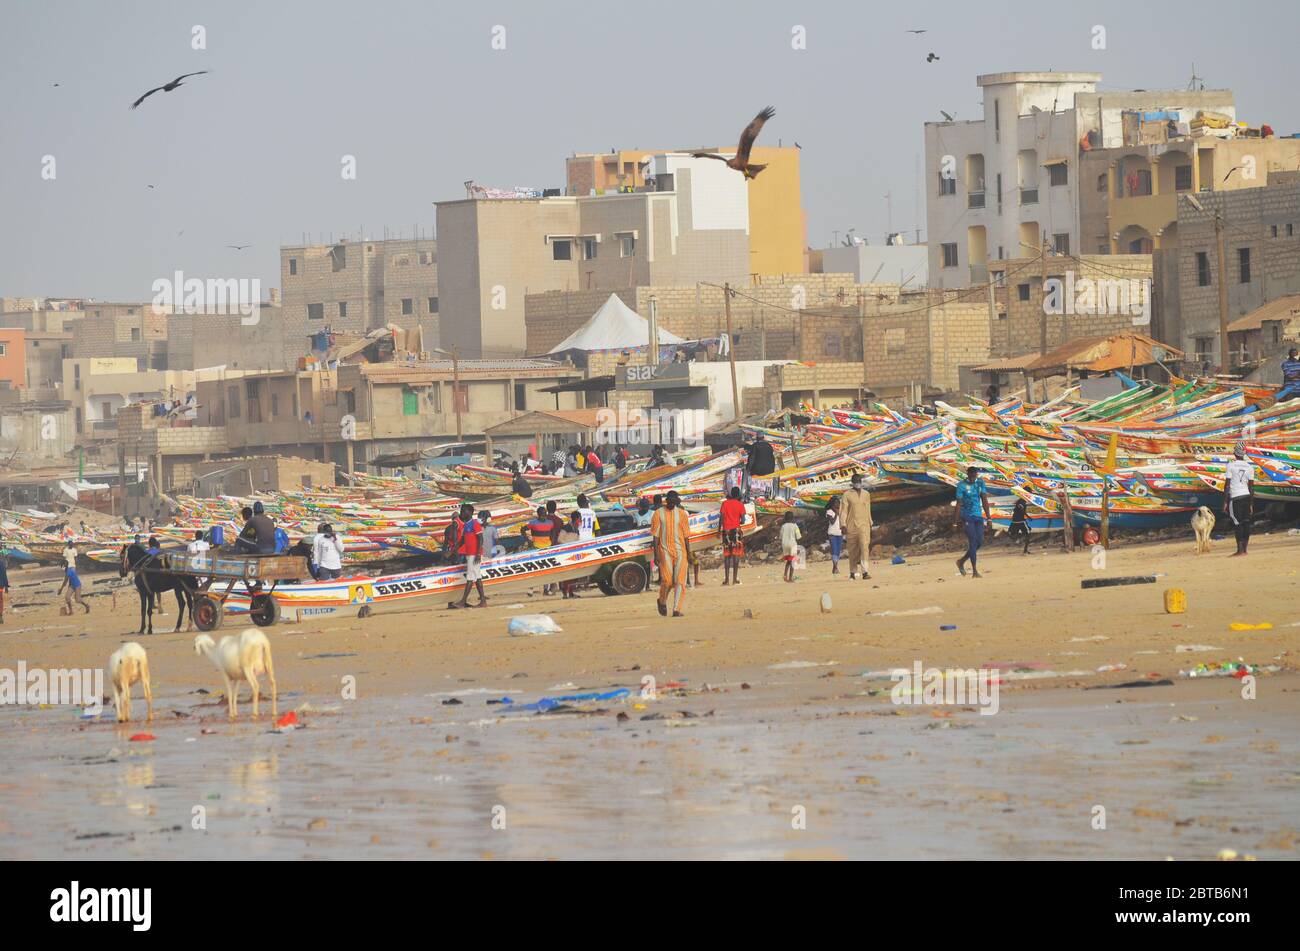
[[3, 0, 1297, 300]]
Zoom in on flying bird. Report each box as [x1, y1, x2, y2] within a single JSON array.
[[130, 70, 209, 110], [906, 29, 928, 34], [226, 244, 251, 251], [926, 53, 940, 63], [794, 141, 802, 150], [692, 106, 776, 180], [940, 110, 955, 121]]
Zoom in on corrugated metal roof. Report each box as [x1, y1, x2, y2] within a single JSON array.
[[1227, 294, 1300, 333]]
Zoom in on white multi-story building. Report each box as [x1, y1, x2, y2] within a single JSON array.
[[924, 72, 1236, 289]]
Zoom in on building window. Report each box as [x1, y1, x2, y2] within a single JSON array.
[[0, 343, 6, 357], [338, 302, 347, 318], [1272, 225, 1279, 238], [938, 174, 956, 196], [130, 328, 140, 341], [824, 332, 841, 357], [331, 246, 346, 272], [402, 389, 419, 415], [420, 251, 432, 265], [289, 258, 298, 276], [552, 240, 572, 261], [1048, 163, 1068, 187], [1238, 247, 1252, 284], [402, 298, 413, 315], [228, 386, 241, 418], [1196, 251, 1211, 287], [1053, 233, 1070, 255], [513, 382, 527, 410], [582, 238, 598, 260], [941, 243, 958, 268], [1097, 173, 1109, 193], [428, 296, 438, 313], [270, 393, 279, 417], [1289, 224, 1295, 237], [308, 303, 324, 320], [1175, 165, 1193, 191], [620, 234, 635, 257], [1017, 283, 1030, 301]]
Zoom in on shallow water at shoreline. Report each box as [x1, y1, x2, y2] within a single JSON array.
[[3, 673, 1297, 860]]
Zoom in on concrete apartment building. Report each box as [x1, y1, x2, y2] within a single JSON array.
[[437, 154, 753, 359], [924, 72, 1237, 289], [815, 242, 929, 288], [987, 254, 1155, 357], [279, 238, 438, 354], [1080, 137, 1300, 255], [114, 357, 586, 490], [70, 309, 169, 369], [567, 145, 805, 278], [1172, 171, 1300, 364], [165, 299, 290, 371]]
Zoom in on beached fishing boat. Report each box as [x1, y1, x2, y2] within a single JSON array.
[[222, 503, 758, 623]]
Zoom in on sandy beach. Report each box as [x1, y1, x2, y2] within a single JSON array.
[[2, 529, 1298, 860]]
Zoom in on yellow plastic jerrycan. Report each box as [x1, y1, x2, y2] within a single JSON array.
[[1163, 588, 1187, 614]]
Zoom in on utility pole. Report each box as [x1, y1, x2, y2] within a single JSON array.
[[1039, 237, 1049, 357], [857, 290, 867, 401], [723, 283, 741, 422], [1214, 212, 1230, 372], [647, 295, 659, 367], [451, 345, 462, 441]]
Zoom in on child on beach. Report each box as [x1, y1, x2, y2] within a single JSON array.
[[1009, 498, 1031, 554], [780, 511, 801, 583]]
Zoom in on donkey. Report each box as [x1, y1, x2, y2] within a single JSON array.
[[119, 546, 197, 635]]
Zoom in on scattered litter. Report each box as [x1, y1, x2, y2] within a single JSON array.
[[1081, 576, 1157, 589], [1085, 679, 1174, 690], [891, 555, 906, 565], [274, 711, 299, 732], [1171, 714, 1199, 722], [819, 593, 832, 613], [508, 614, 562, 637], [302, 652, 358, 659], [504, 688, 630, 713], [743, 608, 756, 620], [768, 660, 839, 670], [1176, 645, 1222, 653], [1069, 635, 1110, 643], [1229, 622, 1273, 631], [1096, 663, 1128, 673], [870, 606, 943, 618], [940, 625, 957, 631], [1163, 588, 1186, 614], [1180, 661, 1278, 679], [128, 733, 155, 742]]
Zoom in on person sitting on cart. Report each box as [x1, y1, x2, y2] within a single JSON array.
[[236, 502, 277, 555]]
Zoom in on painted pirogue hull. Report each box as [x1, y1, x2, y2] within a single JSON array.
[[223, 505, 756, 622]]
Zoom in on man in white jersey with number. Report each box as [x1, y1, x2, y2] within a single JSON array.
[[574, 493, 600, 541], [1224, 443, 1254, 557]]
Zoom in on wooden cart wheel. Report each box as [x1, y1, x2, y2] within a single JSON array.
[[610, 560, 649, 595], [194, 595, 224, 632], [249, 593, 280, 627]]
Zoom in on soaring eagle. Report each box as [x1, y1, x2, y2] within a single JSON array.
[[130, 71, 209, 110], [693, 106, 775, 180]]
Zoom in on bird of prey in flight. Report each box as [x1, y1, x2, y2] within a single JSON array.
[[226, 244, 251, 251], [940, 111, 955, 121], [692, 106, 776, 180], [926, 53, 940, 63], [130, 71, 209, 110], [906, 29, 928, 34]]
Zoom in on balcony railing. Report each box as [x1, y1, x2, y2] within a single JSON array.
[[967, 191, 986, 209], [1019, 187, 1039, 205]]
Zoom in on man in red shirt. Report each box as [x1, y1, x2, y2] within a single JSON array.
[[451, 503, 487, 609], [719, 487, 748, 586]]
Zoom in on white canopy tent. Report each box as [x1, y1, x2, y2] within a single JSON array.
[[546, 294, 685, 356]]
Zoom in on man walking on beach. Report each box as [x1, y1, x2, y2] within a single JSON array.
[[955, 466, 992, 578], [452, 504, 487, 609], [839, 473, 873, 580], [651, 490, 690, 617], [1224, 444, 1255, 557], [59, 541, 90, 615], [719, 487, 747, 585]]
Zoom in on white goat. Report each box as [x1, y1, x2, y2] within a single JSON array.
[[193, 629, 277, 720], [1190, 505, 1215, 555], [108, 641, 153, 723]]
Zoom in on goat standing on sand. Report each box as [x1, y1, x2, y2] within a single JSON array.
[[1190, 505, 1215, 554], [194, 629, 277, 720], [108, 642, 153, 723]]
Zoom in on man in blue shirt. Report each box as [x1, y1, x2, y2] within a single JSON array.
[[1278, 348, 1300, 402], [954, 466, 992, 578]]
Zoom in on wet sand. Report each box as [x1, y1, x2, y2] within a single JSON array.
[[2, 530, 1299, 859]]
